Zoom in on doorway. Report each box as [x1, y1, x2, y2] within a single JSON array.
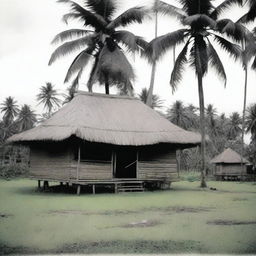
[[114, 148, 137, 178]]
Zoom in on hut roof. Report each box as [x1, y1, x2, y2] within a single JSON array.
[[8, 92, 201, 146], [210, 148, 249, 164]]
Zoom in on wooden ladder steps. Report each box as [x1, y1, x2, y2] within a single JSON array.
[[117, 183, 144, 192]]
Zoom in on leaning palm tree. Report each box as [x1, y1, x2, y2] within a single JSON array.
[[37, 82, 61, 115], [0, 97, 19, 125], [49, 0, 148, 94], [147, 0, 243, 187], [138, 87, 164, 109], [16, 105, 37, 132]]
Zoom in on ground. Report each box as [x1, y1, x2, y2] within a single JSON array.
[[0, 179, 256, 254]]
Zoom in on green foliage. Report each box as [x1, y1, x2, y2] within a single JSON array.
[[179, 171, 201, 182], [0, 164, 28, 179]]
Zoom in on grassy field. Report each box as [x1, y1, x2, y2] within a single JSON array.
[[0, 179, 256, 254]]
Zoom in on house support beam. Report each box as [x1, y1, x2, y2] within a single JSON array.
[[77, 185, 81, 196]]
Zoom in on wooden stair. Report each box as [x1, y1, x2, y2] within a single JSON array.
[[116, 182, 144, 192]]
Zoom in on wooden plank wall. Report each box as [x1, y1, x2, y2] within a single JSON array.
[[69, 161, 112, 180], [29, 143, 112, 181], [30, 145, 72, 180], [138, 148, 178, 181]]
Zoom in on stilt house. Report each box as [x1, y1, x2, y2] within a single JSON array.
[[210, 148, 249, 180], [8, 92, 201, 192]]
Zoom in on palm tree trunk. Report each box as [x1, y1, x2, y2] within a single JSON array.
[[146, 8, 158, 107], [241, 64, 248, 169], [197, 74, 207, 188], [105, 74, 110, 95]]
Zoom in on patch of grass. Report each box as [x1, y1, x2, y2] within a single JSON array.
[[0, 179, 256, 254]]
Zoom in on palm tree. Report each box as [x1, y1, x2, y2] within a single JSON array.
[[147, 0, 242, 187], [138, 87, 164, 109], [206, 104, 218, 136], [16, 105, 37, 132], [227, 112, 242, 140], [0, 97, 19, 125], [49, 0, 148, 95], [245, 104, 256, 142], [167, 100, 197, 130], [37, 82, 61, 114]]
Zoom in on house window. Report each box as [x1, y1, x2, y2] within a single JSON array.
[[75, 143, 111, 162]]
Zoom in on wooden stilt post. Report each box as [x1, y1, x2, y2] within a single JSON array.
[[92, 184, 95, 194], [76, 146, 81, 181], [38, 180, 41, 189], [77, 185, 81, 196], [43, 181, 49, 190], [115, 183, 118, 194]]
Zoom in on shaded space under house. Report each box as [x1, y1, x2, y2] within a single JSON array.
[[210, 148, 254, 181], [8, 92, 201, 194]]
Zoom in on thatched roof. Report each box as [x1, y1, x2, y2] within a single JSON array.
[[8, 92, 201, 146], [210, 148, 249, 164]]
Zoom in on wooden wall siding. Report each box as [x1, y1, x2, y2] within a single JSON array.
[[69, 161, 112, 180], [138, 149, 178, 181], [30, 145, 112, 181], [215, 164, 247, 175], [29, 146, 72, 180]]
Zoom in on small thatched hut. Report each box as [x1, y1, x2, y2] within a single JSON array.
[[8, 92, 201, 193], [210, 148, 249, 180]]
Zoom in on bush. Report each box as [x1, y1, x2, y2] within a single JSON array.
[[0, 164, 28, 179], [180, 171, 201, 182]]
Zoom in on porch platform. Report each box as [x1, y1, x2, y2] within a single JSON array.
[[31, 176, 174, 194]]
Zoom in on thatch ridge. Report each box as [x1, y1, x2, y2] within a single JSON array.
[[8, 92, 201, 146], [210, 148, 249, 164]]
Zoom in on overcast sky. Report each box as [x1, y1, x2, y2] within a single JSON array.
[[1, 0, 256, 117]]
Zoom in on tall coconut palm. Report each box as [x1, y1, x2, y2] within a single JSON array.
[[138, 87, 163, 109], [16, 105, 37, 132], [0, 97, 19, 125], [49, 0, 148, 95], [147, 0, 242, 187], [37, 82, 61, 115]]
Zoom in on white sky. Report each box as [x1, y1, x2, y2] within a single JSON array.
[[0, 0, 256, 118]]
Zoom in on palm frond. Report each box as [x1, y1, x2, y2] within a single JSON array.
[[97, 44, 135, 86], [87, 53, 100, 92], [170, 40, 190, 92], [147, 29, 188, 61], [178, 0, 213, 16], [48, 35, 95, 65], [213, 34, 241, 60], [251, 56, 256, 70], [207, 39, 227, 86], [210, 0, 243, 20], [64, 49, 93, 83], [85, 0, 117, 20], [237, 1, 256, 24], [51, 29, 93, 45], [57, 0, 107, 29], [154, 0, 186, 20], [113, 30, 148, 55], [183, 14, 217, 29], [216, 19, 248, 43], [189, 36, 208, 76], [107, 6, 148, 30]]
